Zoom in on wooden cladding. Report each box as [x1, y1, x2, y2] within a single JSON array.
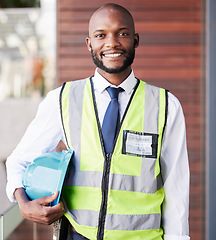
[[57, 1, 204, 240], [59, 0, 201, 10], [59, 22, 200, 34], [59, 10, 201, 22], [57, 0, 201, 85]]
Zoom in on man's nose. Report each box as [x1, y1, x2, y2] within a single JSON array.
[[105, 34, 120, 48]]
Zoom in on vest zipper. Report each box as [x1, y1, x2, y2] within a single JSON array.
[[89, 78, 110, 239], [89, 77, 140, 239], [97, 153, 111, 240]]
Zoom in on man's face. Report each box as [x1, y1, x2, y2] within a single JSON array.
[[90, 43, 135, 74], [86, 7, 139, 75]]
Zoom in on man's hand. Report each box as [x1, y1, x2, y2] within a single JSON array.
[[14, 188, 65, 225]]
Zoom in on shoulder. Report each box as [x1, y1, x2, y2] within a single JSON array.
[[140, 79, 185, 121], [60, 78, 90, 94], [167, 91, 183, 112], [36, 87, 62, 114], [43, 86, 62, 105], [61, 78, 89, 88], [44, 77, 89, 100], [46, 86, 62, 98], [140, 79, 182, 111], [137, 78, 186, 128], [166, 91, 185, 125]]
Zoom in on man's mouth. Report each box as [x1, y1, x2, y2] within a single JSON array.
[[101, 50, 125, 59], [103, 53, 122, 58]]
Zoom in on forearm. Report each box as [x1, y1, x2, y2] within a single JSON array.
[[14, 188, 31, 214]]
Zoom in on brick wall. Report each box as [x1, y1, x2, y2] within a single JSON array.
[[57, 1, 204, 239]]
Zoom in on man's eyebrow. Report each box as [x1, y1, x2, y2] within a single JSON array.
[[119, 27, 130, 31], [93, 29, 104, 33], [93, 27, 130, 33]]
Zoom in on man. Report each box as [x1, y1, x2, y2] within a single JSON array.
[[6, 3, 190, 240]]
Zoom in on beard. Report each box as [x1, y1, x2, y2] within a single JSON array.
[[91, 47, 135, 74]]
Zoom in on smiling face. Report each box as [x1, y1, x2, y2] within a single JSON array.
[[86, 4, 139, 81]]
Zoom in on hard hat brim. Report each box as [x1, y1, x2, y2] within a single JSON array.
[[23, 150, 73, 206]]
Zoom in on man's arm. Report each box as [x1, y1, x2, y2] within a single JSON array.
[[6, 87, 64, 202], [6, 87, 66, 224], [160, 93, 190, 240], [15, 188, 65, 225]]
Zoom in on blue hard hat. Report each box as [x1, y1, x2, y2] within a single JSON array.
[[23, 150, 73, 206]]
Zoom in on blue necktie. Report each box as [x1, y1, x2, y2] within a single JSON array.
[[102, 87, 123, 154]]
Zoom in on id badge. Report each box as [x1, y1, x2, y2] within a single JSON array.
[[122, 130, 158, 158]]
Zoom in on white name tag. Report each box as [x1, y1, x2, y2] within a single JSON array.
[[122, 130, 158, 158], [126, 132, 152, 156]]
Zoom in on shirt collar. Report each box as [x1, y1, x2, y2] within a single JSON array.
[[92, 68, 138, 95]]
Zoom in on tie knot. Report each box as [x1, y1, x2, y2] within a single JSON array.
[[106, 87, 123, 100]]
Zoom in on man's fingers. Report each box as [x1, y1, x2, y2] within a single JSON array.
[[15, 188, 64, 225], [47, 202, 65, 215], [34, 194, 65, 225], [39, 190, 59, 206], [44, 201, 65, 224]]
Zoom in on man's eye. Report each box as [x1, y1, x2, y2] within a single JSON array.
[[95, 34, 105, 38], [119, 32, 129, 36]]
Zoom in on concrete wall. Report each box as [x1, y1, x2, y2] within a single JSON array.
[[0, 98, 41, 213], [0, 98, 41, 161]]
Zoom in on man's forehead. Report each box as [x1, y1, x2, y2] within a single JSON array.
[[89, 6, 134, 34]]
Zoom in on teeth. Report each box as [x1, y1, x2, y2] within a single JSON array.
[[104, 53, 122, 58]]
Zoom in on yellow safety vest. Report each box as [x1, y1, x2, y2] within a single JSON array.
[[60, 77, 168, 240]]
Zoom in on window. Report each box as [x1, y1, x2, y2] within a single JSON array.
[[0, 0, 56, 100]]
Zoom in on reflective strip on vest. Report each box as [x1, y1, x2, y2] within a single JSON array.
[[68, 209, 161, 230], [60, 78, 167, 240]]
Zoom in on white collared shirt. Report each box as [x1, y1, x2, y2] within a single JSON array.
[[6, 68, 190, 240], [93, 69, 137, 125]]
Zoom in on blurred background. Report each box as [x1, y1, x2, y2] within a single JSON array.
[[0, 0, 215, 240]]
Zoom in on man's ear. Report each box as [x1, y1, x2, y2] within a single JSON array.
[[86, 37, 92, 52], [134, 33, 139, 48]]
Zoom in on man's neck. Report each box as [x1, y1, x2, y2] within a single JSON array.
[[97, 67, 132, 86]]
